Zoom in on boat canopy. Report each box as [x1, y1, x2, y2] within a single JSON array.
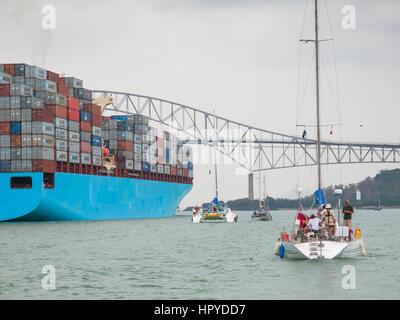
[[315, 188, 326, 206]]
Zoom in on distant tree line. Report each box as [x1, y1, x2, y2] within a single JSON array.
[[185, 169, 400, 210]]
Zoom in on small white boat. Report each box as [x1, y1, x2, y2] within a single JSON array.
[[277, 235, 366, 260], [192, 131, 237, 224], [192, 206, 237, 223]]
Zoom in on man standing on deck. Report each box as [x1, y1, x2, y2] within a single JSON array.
[[342, 200, 354, 228]]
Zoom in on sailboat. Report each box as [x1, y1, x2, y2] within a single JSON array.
[[374, 191, 382, 211], [275, 0, 366, 259], [192, 132, 237, 224], [252, 169, 272, 221]]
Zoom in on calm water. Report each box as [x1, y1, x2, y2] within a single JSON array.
[[0, 209, 399, 299]]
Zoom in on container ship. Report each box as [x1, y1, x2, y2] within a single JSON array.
[[0, 63, 193, 221]]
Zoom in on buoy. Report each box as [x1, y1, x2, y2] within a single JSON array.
[[274, 241, 281, 256], [279, 243, 285, 259], [359, 239, 366, 256], [355, 228, 361, 239]]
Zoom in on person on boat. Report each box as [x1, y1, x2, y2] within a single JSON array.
[[308, 214, 321, 238], [317, 204, 325, 218], [195, 205, 199, 213], [322, 203, 336, 237], [342, 200, 354, 239], [301, 214, 309, 231]]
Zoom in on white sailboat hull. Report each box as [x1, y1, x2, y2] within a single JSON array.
[[282, 239, 364, 260]]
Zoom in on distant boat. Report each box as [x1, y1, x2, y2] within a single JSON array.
[[251, 148, 272, 221], [192, 129, 237, 224], [374, 191, 382, 211]]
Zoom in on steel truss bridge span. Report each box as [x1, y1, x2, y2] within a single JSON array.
[[92, 90, 400, 172]]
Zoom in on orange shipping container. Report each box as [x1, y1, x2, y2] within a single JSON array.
[[0, 122, 10, 134], [80, 121, 91, 132], [117, 140, 133, 151], [10, 134, 21, 147], [67, 97, 79, 110], [47, 105, 67, 119]]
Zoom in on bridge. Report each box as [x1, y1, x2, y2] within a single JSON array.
[[92, 90, 400, 173]]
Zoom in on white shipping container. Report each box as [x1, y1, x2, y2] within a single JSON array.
[[157, 164, 164, 174], [92, 146, 101, 156], [68, 131, 80, 142], [69, 141, 80, 153], [125, 159, 134, 170], [92, 126, 101, 136], [56, 151, 68, 162], [93, 155, 102, 166], [21, 122, 31, 134], [0, 148, 10, 160], [164, 165, 170, 175], [10, 109, 21, 121], [21, 135, 32, 147], [69, 152, 80, 164], [21, 159, 32, 171], [55, 117, 68, 130], [81, 153, 91, 165], [134, 161, 141, 171], [56, 140, 68, 151], [55, 128, 67, 140], [21, 147, 32, 160]]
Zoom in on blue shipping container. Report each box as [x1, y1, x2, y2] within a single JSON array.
[[111, 115, 127, 122], [10, 121, 22, 135], [188, 162, 193, 170], [142, 162, 150, 172], [79, 111, 91, 122], [91, 135, 102, 147]]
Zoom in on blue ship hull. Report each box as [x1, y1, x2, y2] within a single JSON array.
[[0, 172, 192, 222]]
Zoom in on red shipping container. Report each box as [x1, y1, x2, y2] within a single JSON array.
[[32, 109, 54, 122], [80, 141, 92, 153], [91, 114, 101, 127], [102, 116, 111, 121], [183, 169, 188, 177], [32, 160, 56, 173], [47, 105, 67, 119], [117, 141, 133, 151], [59, 77, 65, 86], [10, 135, 21, 147], [170, 166, 177, 175], [47, 70, 60, 84], [83, 104, 101, 116], [67, 97, 79, 110], [80, 121, 91, 132], [0, 84, 10, 96], [57, 83, 70, 97], [4, 64, 14, 76], [0, 122, 10, 134], [68, 109, 80, 121]]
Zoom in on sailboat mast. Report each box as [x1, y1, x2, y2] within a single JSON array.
[[259, 146, 262, 202], [214, 111, 218, 200], [314, 0, 322, 189]]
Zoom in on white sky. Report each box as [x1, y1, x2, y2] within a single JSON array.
[[1, 0, 399, 208]]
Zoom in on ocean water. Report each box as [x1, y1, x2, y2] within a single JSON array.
[[0, 209, 399, 300]]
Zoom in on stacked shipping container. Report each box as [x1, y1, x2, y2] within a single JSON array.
[[0, 63, 193, 183]]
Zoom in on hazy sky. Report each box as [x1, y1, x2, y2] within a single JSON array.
[[1, 0, 399, 208]]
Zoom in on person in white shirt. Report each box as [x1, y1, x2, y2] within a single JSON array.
[[308, 214, 321, 237]]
